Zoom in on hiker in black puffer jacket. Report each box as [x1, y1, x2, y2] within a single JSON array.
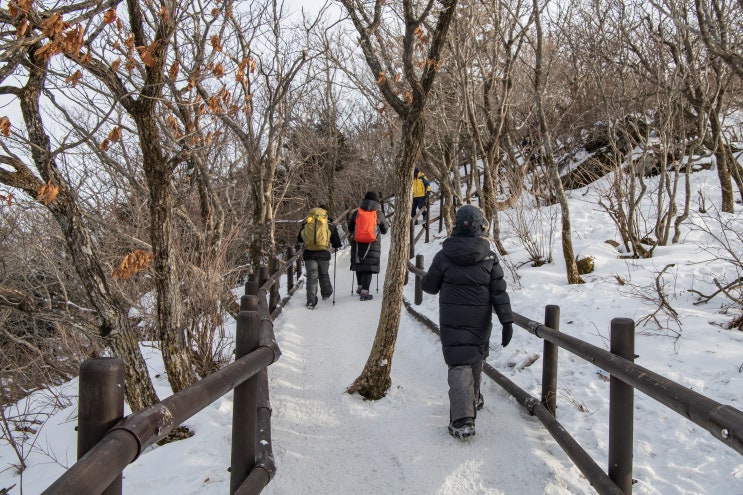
[[348, 191, 389, 301], [421, 204, 514, 439]]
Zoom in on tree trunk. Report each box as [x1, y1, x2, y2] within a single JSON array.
[[347, 118, 424, 399], [343, 0, 458, 399], [5, 50, 160, 411], [532, 0, 583, 284], [152, 180, 195, 390], [708, 109, 735, 213]]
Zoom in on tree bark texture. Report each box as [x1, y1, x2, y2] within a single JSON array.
[[347, 118, 424, 399]]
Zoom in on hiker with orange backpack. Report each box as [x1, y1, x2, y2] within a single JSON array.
[[297, 204, 342, 309], [347, 191, 389, 301]]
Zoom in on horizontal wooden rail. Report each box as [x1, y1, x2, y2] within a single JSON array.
[[512, 312, 743, 456], [402, 298, 624, 495], [42, 340, 279, 495], [407, 253, 743, 494]]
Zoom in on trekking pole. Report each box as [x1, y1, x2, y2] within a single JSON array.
[[351, 271, 355, 294], [333, 250, 337, 305], [376, 273, 379, 293]]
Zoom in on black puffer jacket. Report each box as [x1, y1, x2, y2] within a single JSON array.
[[421, 235, 513, 366], [348, 198, 389, 273]]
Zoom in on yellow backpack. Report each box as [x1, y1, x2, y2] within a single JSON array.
[[301, 207, 330, 251]]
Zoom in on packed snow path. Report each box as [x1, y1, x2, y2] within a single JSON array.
[[263, 233, 594, 495]]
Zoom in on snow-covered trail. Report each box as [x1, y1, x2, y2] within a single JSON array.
[[262, 233, 594, 495]]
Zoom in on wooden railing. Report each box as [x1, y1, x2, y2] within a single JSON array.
[[42, 257, 299, 495], [40, 202, 369, 495], [406, 254, 743, 495]]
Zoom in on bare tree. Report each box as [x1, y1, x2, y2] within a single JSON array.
[[693, 0, 743, 80], [629, 0, 740, 212], [453, 0, 533, 253], [340, 0, 458, 399], [0, 35, 159, 410], [531, 0, 584, 284], [186, 0, 320, 269]]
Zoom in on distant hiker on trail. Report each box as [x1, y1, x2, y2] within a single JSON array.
[[348, 191, 389, 301], [411, 167, 431, 225], [420, 204, 514, 439], [298, 204, 342, 310]]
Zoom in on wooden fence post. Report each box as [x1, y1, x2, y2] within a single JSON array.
[[230, 292, 260, 494], [424, 196, 430, 243], [408, 219, 415, 260], [242, 273, 259, 311], [287, 246, 295, 291], [77, 358, 124, 495], [542, 305, 560, 416], [609, 317, 635, 494], [415, 255, 424, 305], [269, 257, 280, 313]]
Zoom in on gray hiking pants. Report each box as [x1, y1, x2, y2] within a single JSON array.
[[448, 361, 483, 422], [305, 258, 332, 303]]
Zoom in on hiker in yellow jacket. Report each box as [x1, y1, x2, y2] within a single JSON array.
[[412, 168, 431, 225]]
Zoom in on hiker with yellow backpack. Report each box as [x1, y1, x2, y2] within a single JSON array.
[[297, 204, 342, 309], [347, 191, 389, 301]]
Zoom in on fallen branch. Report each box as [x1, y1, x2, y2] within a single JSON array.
[[689, 277, 743, 305]]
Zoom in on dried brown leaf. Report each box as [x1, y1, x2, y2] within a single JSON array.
[[108, 127, 122, 143], [103, 8, 117, 24], [212, 62, 225, 78], [17, 19, 29, 38], [169, 61, 179, 80], [65, 70, 82, 87], [0, 116, 10, 137], [112, 249, 153, 280], [41, 13, 67, 37], [36, 180, 59, 205], [211, 35, 222, 52]]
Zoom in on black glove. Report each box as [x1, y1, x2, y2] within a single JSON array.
[[501, 323, 513, 347]]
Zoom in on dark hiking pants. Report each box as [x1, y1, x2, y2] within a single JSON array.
[[305, 258, 332, 304], [448, 361, 483, 422]]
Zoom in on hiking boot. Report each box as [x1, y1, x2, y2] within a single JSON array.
[[414, 220, 419, 225], [356, 286, 362, 295], [448, 417, 476, 439], [306, 296, 318, 309], [476, 393, 484, 411], [360, 290, 373, 301], [321, 292, 332, 301]]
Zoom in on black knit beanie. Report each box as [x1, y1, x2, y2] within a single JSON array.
[[453, 205, 487, 236], [364, 191, 379, 202]]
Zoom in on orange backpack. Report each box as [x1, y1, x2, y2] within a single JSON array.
[[354, 208, 377, 243]]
